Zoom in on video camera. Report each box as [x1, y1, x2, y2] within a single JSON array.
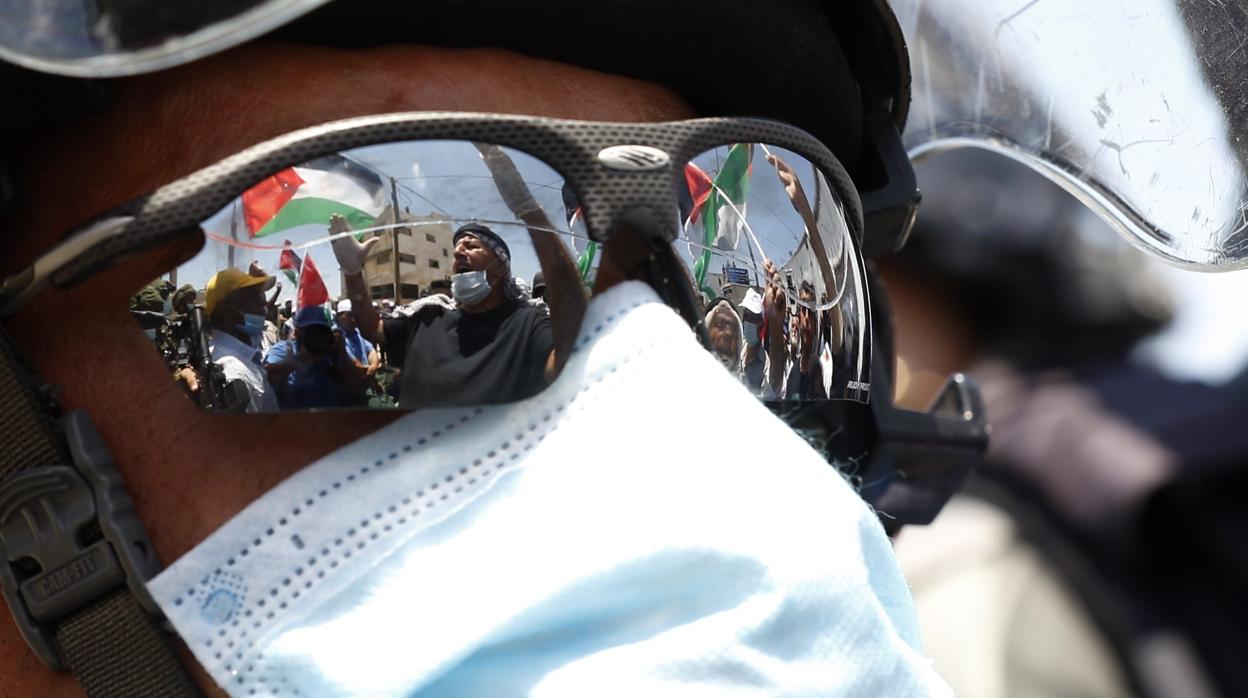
[[130, 297, 252, 412]]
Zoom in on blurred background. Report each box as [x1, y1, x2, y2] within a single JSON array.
[[886, 148, 1248, 698]]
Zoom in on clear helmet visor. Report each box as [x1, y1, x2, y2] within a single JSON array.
[[893, 0, 1248, 270], [0, 0, 330, 76]]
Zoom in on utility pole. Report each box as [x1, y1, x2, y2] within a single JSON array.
[[390, 177, 402, 303], [228, 201, 238, 270]]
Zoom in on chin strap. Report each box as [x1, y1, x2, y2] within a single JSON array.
[[0, 325, 201, 697]]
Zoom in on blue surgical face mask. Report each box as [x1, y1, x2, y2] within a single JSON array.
[[236, 312, 266, 339], [743, 320, 760, 348], [148, 282, 945, 697]]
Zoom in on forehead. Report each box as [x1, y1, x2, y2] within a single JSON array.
[[457, 234, 498, 261], [709, 306, 737, 324], [3, 41, 695, 274], [232, 284, 266, 301]]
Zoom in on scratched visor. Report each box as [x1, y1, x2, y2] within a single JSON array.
[[0, 0, 330, 77], [892, 0, 1248, 270]]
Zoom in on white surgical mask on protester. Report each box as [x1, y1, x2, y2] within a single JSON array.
[[149, 281, 950, 697], [743, 320, 760, 348], [450, 269, 491, 305], [451, 254, 503, 305]]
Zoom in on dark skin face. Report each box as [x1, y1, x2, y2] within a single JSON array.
[[0, 41, 694, 697], [215, 284, 269, 343], [796, 288, 818, 368], [297, 324, 335, 356], [707, 306, 741, 365]]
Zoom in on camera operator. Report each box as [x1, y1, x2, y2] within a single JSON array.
[[185, 268, 280, 412], [264, 306, 370, 409]]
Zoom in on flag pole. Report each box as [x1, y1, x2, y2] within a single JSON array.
[[390, 177, 402, 304]]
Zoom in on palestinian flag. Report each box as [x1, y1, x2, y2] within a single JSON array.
[[243, 155, 386, 238], [296, 252, 330, 309], [278, 240, 302, 285], [561, 182, 597, 285], [693, 143, 752, 290], [681, 162, 714, 225], [569, 209, 598, 283]]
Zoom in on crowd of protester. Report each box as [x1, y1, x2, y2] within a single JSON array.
[[702, 260, 847, 400], [129, 244, 556, 413], [130, 140, 857, 413], [132, 232, 857, 411]]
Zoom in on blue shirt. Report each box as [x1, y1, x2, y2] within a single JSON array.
[[338, 326, 375, 367], [264, 339, 344, 409]]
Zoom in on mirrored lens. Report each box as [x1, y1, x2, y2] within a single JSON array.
[[132, 141, 589, 413], [676, 144, 870, 402]]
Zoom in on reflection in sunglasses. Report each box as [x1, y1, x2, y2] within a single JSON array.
[[128, 139, 871, 415], [680, 144, 868, 403], [133, 141, 589, 414]]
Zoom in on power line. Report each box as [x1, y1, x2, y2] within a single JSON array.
[[394, 180, 450, 216]]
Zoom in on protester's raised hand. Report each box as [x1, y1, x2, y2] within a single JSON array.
[[329, 214, 378, 274], [762, 260, 786, 329], [762, 259, 782, 289], [766, 153, 806, 206], [474, 142, 542, 217]]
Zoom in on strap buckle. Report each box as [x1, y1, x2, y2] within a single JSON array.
[[0, 411, 161, 670]]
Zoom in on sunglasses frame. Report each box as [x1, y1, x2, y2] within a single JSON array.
[[1, 113, 862, 306], [0, 112, 986, 528]]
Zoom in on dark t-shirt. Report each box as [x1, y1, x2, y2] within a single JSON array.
[[384, 300, 553, 408], [785, 360, 828, 401]]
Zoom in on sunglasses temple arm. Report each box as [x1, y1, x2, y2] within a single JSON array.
[[646, 241, 712, 350], [861, 372, 990, 534]]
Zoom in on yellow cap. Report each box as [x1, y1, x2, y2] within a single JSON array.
[[204, 268, 276, 316]]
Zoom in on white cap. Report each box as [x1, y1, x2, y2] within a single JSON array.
[[336, 299, 352, 314], [739, 288, 764, 315]]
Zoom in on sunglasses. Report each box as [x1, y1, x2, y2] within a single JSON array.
[[0, 112, 986, 528]]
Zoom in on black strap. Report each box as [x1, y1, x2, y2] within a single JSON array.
[[0, 324, 66, 479], [0, 325, 202, 697], [59, 590, 200, 698]]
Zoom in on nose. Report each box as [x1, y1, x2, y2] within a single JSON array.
[[241, 294, 266, 315]]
